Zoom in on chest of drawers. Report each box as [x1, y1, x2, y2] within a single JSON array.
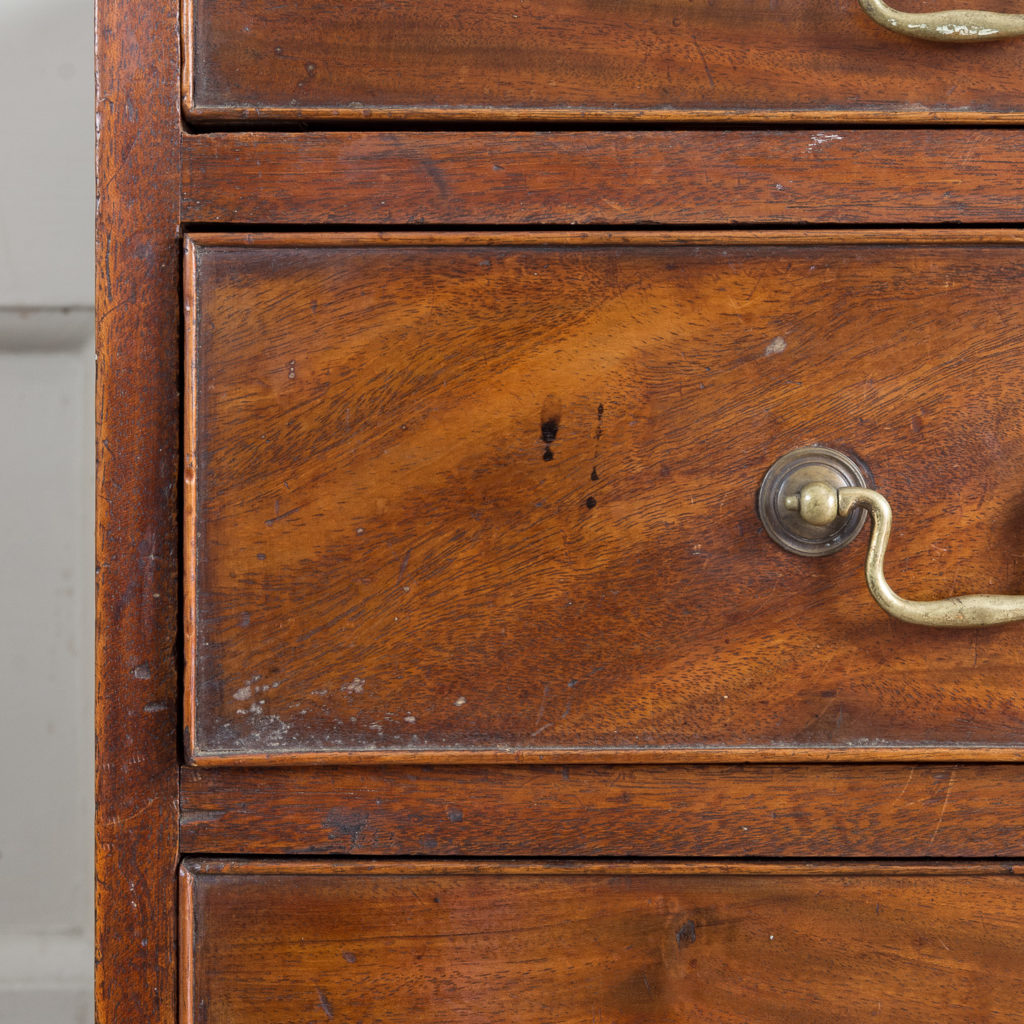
[[97, 2, 1024, 1021]]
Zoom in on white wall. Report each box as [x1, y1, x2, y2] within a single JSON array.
[[0, 0, 96, 1021]]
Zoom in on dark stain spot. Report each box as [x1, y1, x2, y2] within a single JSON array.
[[540, 394, 562, 444], [447, 806, 464, 823], [434, 895, 441, 903], [256, 552, 266, 561], [317, 987, 335, 1018], [561, 766, 570, 780], [590, 467, 599, 481], [543, 446, 554, 462], [239, 612, 251, 628], [586, 496, 597, 509], [676, 920, 697, 945], [912, 414, 924, 434], [322, 811, 368, 845], [342, 951, 357, 964], [568, 678, 579, 688]]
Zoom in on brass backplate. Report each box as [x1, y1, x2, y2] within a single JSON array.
[[758, 446, 871, 557]]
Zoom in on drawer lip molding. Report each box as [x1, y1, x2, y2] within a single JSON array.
[[186, 229, 1024, 766], [182, 0, 1024, 124], [181, 858, 1024, 877], [180, 858, 1024, 1024]]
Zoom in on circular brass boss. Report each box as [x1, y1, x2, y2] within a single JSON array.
[[758, 446, 870, 557]]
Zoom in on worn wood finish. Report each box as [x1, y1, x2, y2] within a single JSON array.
[[184, 0, 1024, 123], [182, 130, 1024, 227], [179, 764, 1024, 857], [181, 860, 1024, 1024], [95, 0, 181, 1020], [186, 231, 1024, 763]]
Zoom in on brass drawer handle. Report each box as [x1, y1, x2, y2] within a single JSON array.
[[759, 446, 1024, 628], [787, 483, 1024, 627], [858, 0, 1024, 42]]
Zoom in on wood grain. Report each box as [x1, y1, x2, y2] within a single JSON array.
[[179, 764, 1024, 858], [186, 230, 1024, 763], [183, 0, 1024, 123], [181, 130, 1024, 227], [181, 859, 1024, 1023], [95, 0, 181, 1019]]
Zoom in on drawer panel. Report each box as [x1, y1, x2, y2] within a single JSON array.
[[185, 231, 1024, 764], [179, 764, 1024, 858], [184, 0, 1024, 123], [181, 860, 1024, 1023]]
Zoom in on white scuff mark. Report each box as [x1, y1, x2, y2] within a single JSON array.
[[808, 132, 843, 152], [765, 337, 787, 356], [404, 715, 416, 724], [454, 696, 467, 707], [233, 684, 252, 701], [343, 678, 365, 694]]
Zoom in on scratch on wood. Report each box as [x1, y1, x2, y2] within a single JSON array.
[[317, 987, 334, 1019], [895, 766, 916, 802], [929, 769, 956, 847]]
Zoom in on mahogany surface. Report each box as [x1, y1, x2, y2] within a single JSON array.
[[181, 129, 1024, 227], [98, 0, 1024, 1015], [184, 0, 1024, 123], [181, 860, 1024, 1024], [180, 763, 1024, 858], [186, 231, 1024, 763], [95, 0, 181, 1020]]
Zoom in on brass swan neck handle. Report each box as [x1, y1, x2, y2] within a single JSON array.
[[858, 0, 1024, 42], [787, 482, 1024, 627]]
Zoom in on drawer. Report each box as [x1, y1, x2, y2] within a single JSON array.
[[181, 860, 1024, 1023], [184, 230, 1024, 764], [183, 0, 1024, 124]]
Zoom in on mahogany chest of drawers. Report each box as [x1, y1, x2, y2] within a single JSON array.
[[97, 2, 1024, 1020]]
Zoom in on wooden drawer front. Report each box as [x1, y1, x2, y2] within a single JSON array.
[[181, 860, 1024, 1023], [183, 0, 1024, 124], [185, 231, 1024, 764]]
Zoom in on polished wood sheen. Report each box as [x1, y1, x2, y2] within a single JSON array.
[[184, 0, 1024, 122], [182, 130, 1024, 227], [186, 230, 1024, 763], [179, 764, 1024, 857], [96, 0, 181, 1019], [181, 860, 1024, 1023]]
